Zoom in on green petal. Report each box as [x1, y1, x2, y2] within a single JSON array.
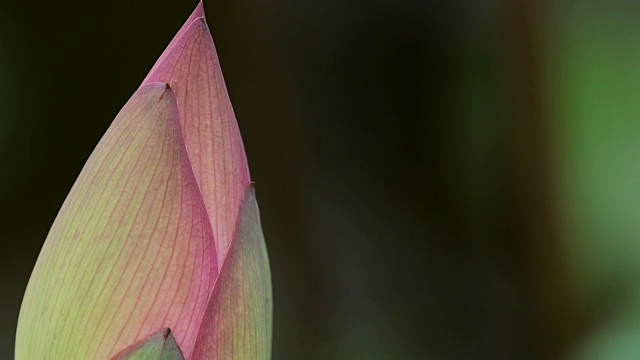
[[111, 328, 185, 360], [191, 187, 273, 360]]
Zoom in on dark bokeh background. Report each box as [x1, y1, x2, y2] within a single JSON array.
[[4, 0, 640, 359]]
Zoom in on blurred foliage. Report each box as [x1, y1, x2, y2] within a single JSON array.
[[550, 1, 640, 358]]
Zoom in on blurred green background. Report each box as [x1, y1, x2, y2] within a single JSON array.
[[2, 0, 640, 358]]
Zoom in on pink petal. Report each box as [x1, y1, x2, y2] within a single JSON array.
[[142, 2, 251, 269]]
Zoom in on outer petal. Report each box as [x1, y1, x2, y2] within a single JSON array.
[[16, 83, 217, 359], [143, 3, 251, 269], [191, 187, 272, 360]]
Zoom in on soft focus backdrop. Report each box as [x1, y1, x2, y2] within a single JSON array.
[[2, 0, 640, 359]]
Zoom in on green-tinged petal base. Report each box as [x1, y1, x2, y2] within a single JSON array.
[[15, 83, 217, 359], [111, 328, 185, 360]]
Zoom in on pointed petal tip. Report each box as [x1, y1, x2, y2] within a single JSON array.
[[141, 2, 208, 82], [135, 82, 178, 107], [137, 81, 175, 97], [141, 14, 214, 88], [195, 1, 205, 16], [164, 82, 176, 94], [186, 1, 206, 25]]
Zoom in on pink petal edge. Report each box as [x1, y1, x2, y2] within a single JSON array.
[[143, 1, 251, 270]]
